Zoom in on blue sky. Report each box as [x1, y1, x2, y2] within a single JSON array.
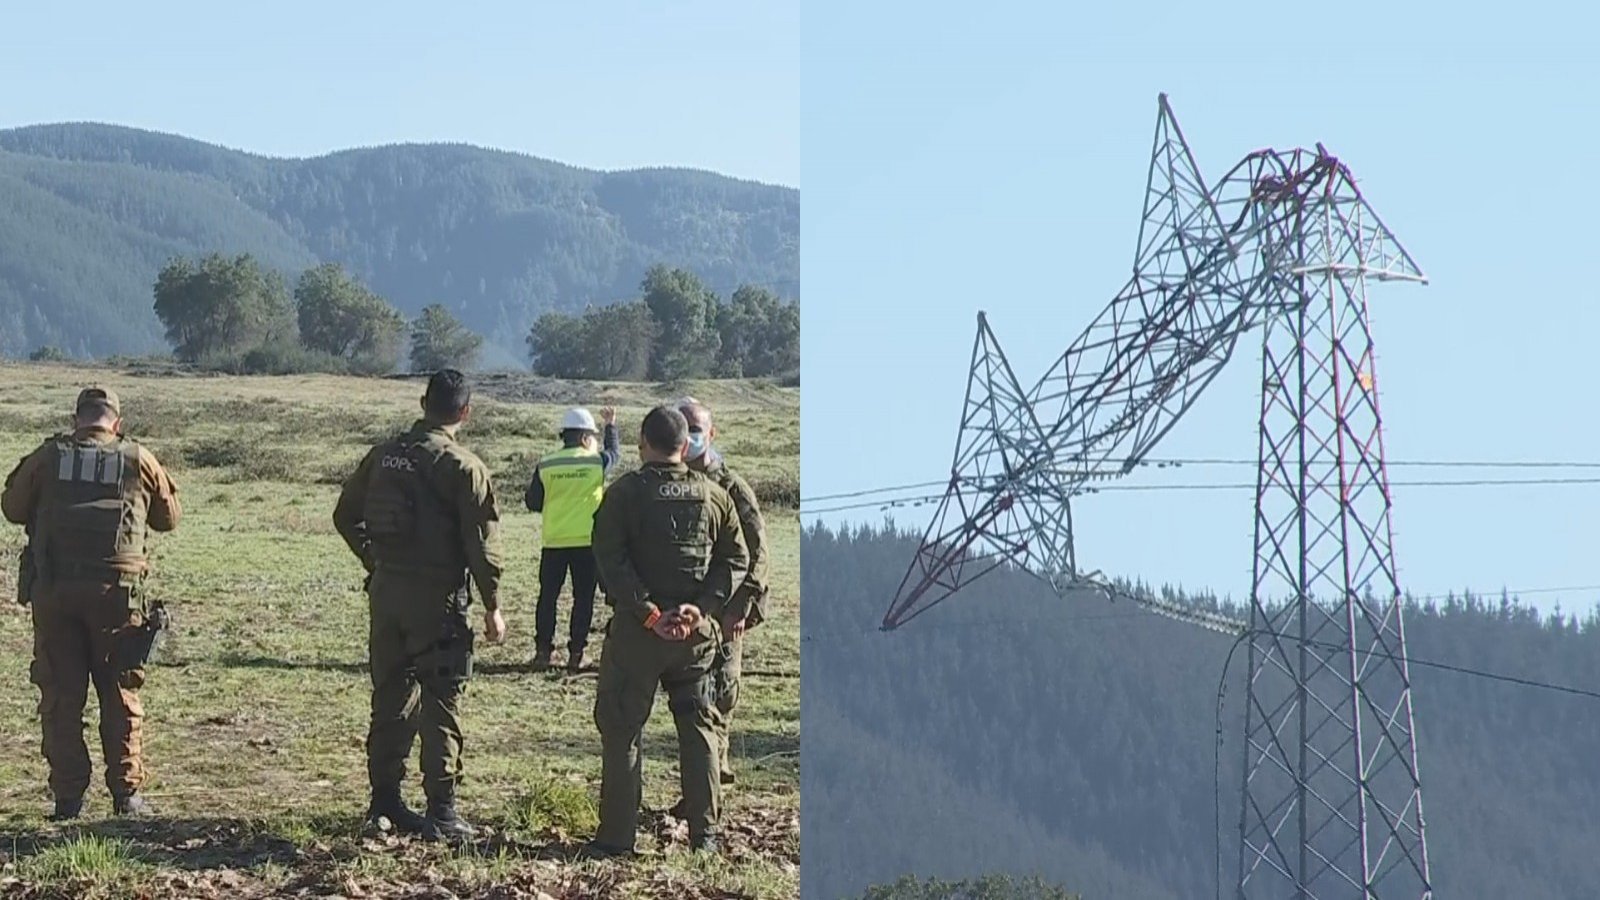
[[0, 0, 798, 187], [801, 1, 1600, 614]]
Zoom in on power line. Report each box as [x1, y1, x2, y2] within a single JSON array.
[[1215, 628, 1250, 900], [800, 459, 1600, 505], [799, 475, 1600, 515]]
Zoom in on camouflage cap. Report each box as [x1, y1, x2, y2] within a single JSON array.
[[75, 386, 121, 416]]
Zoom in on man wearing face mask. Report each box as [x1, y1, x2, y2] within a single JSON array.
[[524, 407, 620, 672], [677, 398, 769, 787], [584, 405, 749, 858]]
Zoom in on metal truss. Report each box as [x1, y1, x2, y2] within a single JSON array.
[[881, 95, 1433, 899]]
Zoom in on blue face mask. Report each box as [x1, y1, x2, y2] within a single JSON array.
[[687, 431, 708, 460]]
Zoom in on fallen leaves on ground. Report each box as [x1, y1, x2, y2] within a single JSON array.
[[0, 800, 797, 900]]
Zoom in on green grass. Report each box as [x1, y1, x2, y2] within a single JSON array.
[[10, 834, 152, 899], [0, 361, 799, 899]]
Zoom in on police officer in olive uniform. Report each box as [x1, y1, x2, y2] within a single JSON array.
[[678, 399, 770, 786], [584, 406, 750, 857], [333, 369, 507, 842], [2, 386, 181, 821]]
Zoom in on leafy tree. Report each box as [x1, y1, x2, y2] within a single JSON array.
[[528, 301, 658, 381], [716, 284, 799, 377], [28, 345, 69, 362], [527, 311, 587, 378], [410, 304, 482, 372], [583, 300, 657, 381], [642, 264, 721, 380], [294, 263, 405, 374], [528, 276, 800, 382], [152, 253, 294, 363]]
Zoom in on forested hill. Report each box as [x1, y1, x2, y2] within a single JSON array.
[[0, 123, 798, 365], [802, 523, 1600, 900]]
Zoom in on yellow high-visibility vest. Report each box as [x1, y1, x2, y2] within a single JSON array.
[[538, 447, 605, 549]]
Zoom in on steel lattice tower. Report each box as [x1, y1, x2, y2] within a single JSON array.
[[1238, 155, 1431, 899], [880, 95, 1433, 899]]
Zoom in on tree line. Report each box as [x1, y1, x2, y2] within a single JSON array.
[[802, 522, 1600, 900], [60, 253, 799, 380], [146, 253, 482, 375], [526, 263, 800, 381]]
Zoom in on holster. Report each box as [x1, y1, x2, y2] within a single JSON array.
[[415, 587, 474, 685], [16, 543, 34, 606], [114, 599, 170, 672]]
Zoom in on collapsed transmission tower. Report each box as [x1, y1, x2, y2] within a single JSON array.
[[882, 95, 1433, 899]]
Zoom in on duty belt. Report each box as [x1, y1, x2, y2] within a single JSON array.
[[50, 560, 132, 583], [373, 559, 467, 583]]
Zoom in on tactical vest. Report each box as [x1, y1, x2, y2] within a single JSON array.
[[362, 431, 467, 580], [538, 446, 605, 549], [35, 436, 148, 577], [634, 466, 728, 616]]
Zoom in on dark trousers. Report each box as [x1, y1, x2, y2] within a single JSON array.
[[366, 571, 473, 803], [537, 546, 598, 654]]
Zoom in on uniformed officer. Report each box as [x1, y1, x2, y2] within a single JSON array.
[[678, 399, 770, 786], [1, 386, 181, 821], [524, 406, 620, 673], [333, 369, 507, 842], [584, 405, 750, 857]]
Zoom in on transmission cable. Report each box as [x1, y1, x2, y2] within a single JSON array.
[[800, 476, 1600, 516], [801, 458, 1600, 505]]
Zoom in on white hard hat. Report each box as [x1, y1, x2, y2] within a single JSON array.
[[561, 408, 598, 432]]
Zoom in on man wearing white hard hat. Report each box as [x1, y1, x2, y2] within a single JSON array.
[[524, 406, 620, 672]]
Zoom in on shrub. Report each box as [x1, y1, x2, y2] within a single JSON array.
[[751, 473, 800, 510], [28, 345, 70, 362], [237, 343, 350, 376], [506, 778, 599, 836]]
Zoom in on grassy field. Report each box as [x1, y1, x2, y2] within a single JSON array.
[[0, 361, 800, 899]]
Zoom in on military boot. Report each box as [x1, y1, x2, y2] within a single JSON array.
[[566, 646, 587, 673], [112, 793, 151, 818], [368, 789, 429, 836], [690, 832, 722, 855], [532, 646, 554, 672], [49, 797, 83, 822], [422, 797, 477, 843]]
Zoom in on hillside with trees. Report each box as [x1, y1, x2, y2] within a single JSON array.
[[0, 123, 798, 366], [802, 523, 1600, 900], [133, 253, 794, 380]]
